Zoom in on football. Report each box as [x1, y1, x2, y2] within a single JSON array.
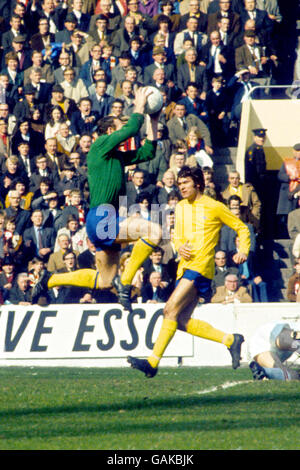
[[144, 86, 164, 114]]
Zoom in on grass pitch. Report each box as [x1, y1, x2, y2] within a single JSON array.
[[0, 365, 299, 450]]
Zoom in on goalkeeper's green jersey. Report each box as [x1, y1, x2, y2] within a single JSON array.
[[87, 113, 157, 209]]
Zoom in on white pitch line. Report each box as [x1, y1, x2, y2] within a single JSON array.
[[196, 380, 253, 395]]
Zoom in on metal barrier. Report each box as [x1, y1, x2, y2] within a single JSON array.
[[247, 83, 300, 99]]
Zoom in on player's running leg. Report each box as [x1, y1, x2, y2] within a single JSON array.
[[128, 277, 244, 377]]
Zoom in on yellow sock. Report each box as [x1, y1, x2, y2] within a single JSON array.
[[48, 269, 98, 289], [148, 319, 177, 368], [186, 318, 234, 348], [120, 238, 157, 285]]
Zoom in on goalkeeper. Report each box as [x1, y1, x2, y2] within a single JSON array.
[[33, 88, 161, 312]]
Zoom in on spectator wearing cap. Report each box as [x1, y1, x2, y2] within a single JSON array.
[[235, 30, 274, 82], [44, 83, 79, 122], [13, 84, 39, 122], [276, 143, 300, 237], [151, 30, 176, 68], [143, 46, 176, 86], [234, 17, 272, 50], [10, 34, 32, 72], [55, 13, 78, 44], [110, 51, 133, 90], [244, 128, 267, 200]]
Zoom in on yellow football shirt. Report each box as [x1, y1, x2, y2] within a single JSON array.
[[174, 194, 251, 280]]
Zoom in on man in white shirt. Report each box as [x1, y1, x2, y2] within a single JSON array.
[[174, 16, 208, 56]]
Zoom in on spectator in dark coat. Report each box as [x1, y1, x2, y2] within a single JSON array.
[[23, 209, 56, 262], [5, 189, 31, 234], [8, 272, 33, 305], [141, 271, 170, 303]]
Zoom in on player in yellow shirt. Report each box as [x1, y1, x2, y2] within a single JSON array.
[[128, 166, 251, 377]]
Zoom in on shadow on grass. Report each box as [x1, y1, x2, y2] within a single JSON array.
[[0, 391, 299, 440]]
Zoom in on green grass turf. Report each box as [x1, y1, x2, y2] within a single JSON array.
[[0, 365, 299, 450]]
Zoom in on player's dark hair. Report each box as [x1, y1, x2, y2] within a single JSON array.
[[177, 166, 205, 192], [227, 194, 242, 206], [97, 116, 116, 135]]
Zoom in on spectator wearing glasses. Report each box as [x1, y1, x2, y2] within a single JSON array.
[[60, 66, 89, 105]]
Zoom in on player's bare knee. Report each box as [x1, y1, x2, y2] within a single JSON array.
[[163, 299, 179, 321]]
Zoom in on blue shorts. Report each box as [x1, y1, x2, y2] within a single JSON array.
[[176, 269, 212, 303], [86, 205, 123, 251]]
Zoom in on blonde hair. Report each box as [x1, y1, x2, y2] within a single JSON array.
[[6, 155, 19, 167]]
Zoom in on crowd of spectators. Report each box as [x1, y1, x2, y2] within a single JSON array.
[[0, 0, 298, 306]]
